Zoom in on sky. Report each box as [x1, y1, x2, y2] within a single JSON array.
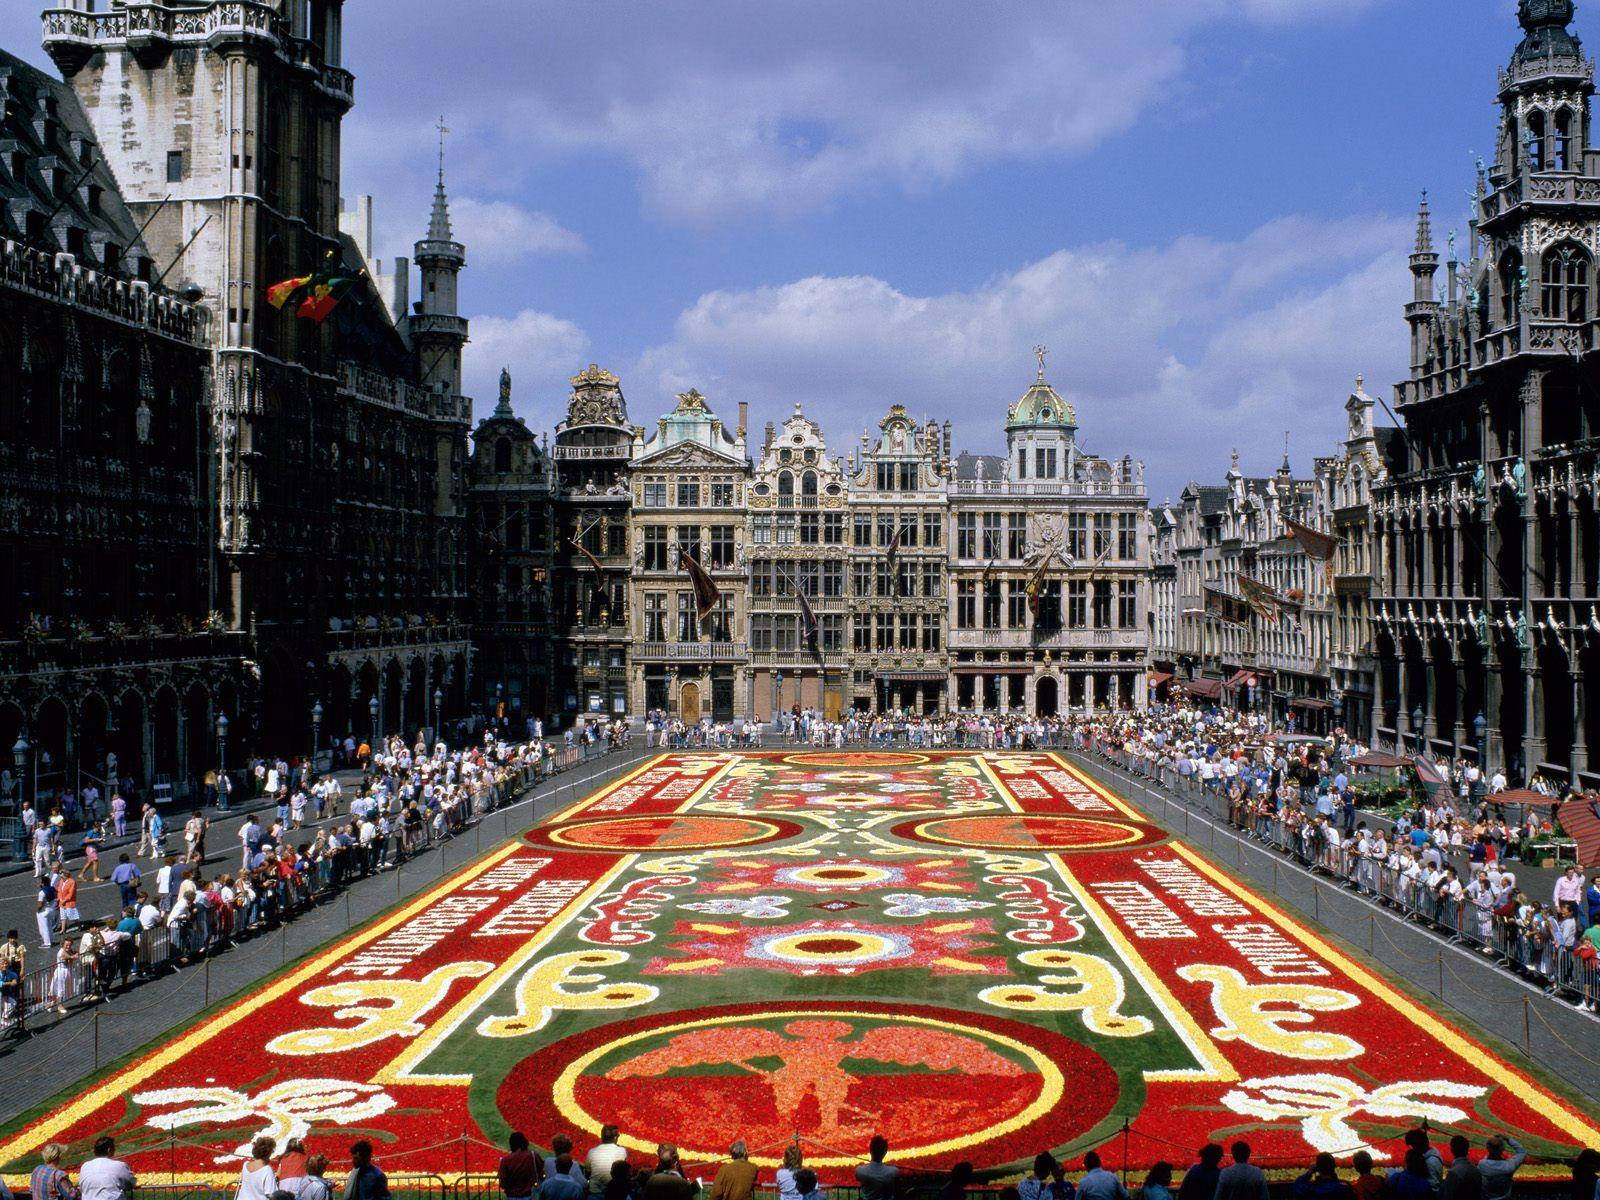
[[0, 0, 1540, 499]]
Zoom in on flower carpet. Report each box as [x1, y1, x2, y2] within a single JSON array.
[[4, 751, 1598, 1185]]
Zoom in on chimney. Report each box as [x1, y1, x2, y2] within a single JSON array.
[[738, 401, 748, 436], [764, 421, 775, 450]]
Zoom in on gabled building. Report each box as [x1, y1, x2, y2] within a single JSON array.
[[947, 358, 1149, 715], [552, 365, 637, 723], [747, 405, 851, 720], [469, 369, 555, 731], [845, 405, 951, 714], [629, 389, 750, 722]]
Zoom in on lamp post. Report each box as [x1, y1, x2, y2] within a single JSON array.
[[1411, 705, 1424, 755], [310, 701, 323, 778], [11, 733, 27, 813], [215, 712, 229, 812], [1474, 710, 1488, 777], [1331, 690, 1344, 733], [368, 694, 379, 747], [433, 687, 443, 744]]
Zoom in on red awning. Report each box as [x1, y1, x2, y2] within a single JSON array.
[[1488, 788, 1560, 809], [1224, 670, 1258, 689], [1349, 752, 1408, 768], [1177, 678, 1224, 699], [1558, 798, 1600, 868], [1291, 696, 1330, 711], [1147, 671, 1173, 688]]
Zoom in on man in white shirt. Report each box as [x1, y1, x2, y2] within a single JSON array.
[[585, 1125, 627, 1195], [79, 1136, 136, 1200]]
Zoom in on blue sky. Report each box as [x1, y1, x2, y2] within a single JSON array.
[[0, 1, 1538, 498]]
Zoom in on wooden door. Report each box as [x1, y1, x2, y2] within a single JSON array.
[[680, 682, 701, 724]]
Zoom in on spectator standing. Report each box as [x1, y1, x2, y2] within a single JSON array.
[[283, 1155, 333, 1200], [1348, 1153, 1382, 1200], [640, 1146, 696, 1200], [1076, 1152, 1127, 1200], [1140, 1164, 1175, 1200], [1291, 1155, 1351, 1200], [776, 1145, 807, 1200], [708, 1141, 759, 1200], [1440, 1137, 1481, 1200], [539, 1156, 586, 1200], [29, 1144, 79, 1200], [1178, 1145, 1223, 1200], [343, 1141, 391, 1200], [78, 1138, 136, 1200], [937, 1164, 976, 1200], [1214, 1143, 1268, 1200], [236, 1140, 277, 1200], [500, 1133, 540, 1200], [1478, 1137, 1524, 1200]]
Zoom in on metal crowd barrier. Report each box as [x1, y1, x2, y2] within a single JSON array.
[[2, 743, 637, 1036], [1077, 736, 1600, 1014]]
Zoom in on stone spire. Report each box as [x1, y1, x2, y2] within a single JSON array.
[[428, 115, 455, 243], [1414, 192, 1433, 255], [1410, 192, 1439, 307]]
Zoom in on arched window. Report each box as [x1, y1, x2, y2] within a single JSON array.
[[801, 470, 818, 499], [494, 438, 511, 473], [1542, 241, 1591, 323], [1555, 109, 1574, 172], [777, 470, 794, 502], [1527, 110, 1547, 172], [1499, 249, 1523, 326], [1506, 115, 1520, 172]]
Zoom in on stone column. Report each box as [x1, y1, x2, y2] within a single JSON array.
[[1372, 646, 1388, 746], [1395, 649, 1411, 750], [1571, 497, 1586, 593], [1451, 651, 1468, 757], [1524, 657, 1546, 774], [1423, 646, 1439, 743], [1571, 669, 1588, 783]]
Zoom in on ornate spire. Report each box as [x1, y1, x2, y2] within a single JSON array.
[[428, 114, 454, 242], [1414, 191, 1433, 255], [1281, 431, 1291, 473], [1514, 0, 1581, 68]]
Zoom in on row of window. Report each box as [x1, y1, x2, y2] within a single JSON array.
[[641, 591, 736, 642], [955, 511, 1139, 561], [639, 481, 740, 507], [639, 526, 737, 570], [953, 579, 1139, 630]]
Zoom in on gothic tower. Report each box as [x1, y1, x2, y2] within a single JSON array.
[[410, 128, 468, 399]]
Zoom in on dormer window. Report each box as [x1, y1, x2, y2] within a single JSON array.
[[1040, 407, 1052, 421]]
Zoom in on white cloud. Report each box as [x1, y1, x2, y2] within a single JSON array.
[[634, 213, 1412, 496], [464, 309, 589, 429], [346, 0, 1392, 225], [451, 199, 586, 263]]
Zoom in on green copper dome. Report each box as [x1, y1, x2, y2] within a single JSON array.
[[1006, 365, 1077, 432]]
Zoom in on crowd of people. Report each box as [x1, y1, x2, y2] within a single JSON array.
[[1065, 705, 1600, 1011], [3, 728, 615, 1033], [10, 1125, 1592, 1200]]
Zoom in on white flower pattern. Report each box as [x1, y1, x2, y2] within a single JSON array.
[[134, 1078, 398, 1164], [1220, 1073, 1487, 1160]]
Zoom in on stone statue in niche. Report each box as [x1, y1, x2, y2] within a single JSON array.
[[135, 398, 153, 444]]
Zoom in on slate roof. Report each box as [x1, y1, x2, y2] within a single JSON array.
[[0, 48, 151, 278]]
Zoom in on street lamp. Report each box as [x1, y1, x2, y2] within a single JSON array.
[[368, 694, 379, 746], [11, 733, 27, 811], [1411, 705, 1424, 753], [311, 700, 324, 776], [215, 712, 229, 812], [433, 687, 443, 742], [1474, 711, 1488, 775]]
